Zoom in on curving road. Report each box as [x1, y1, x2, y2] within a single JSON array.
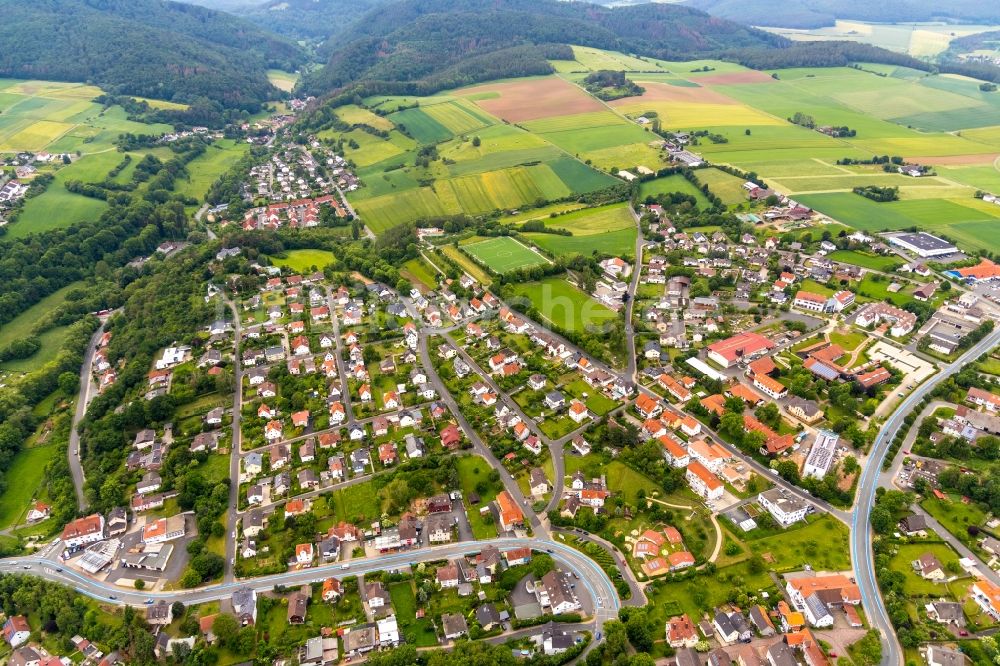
[[852, 327, 1000, 666], [0, 536, 621, 630]]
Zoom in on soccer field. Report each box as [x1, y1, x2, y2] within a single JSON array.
[[463, 236, 550, 273]]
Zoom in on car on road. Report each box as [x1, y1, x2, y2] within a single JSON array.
[[55, 568, 62, 573], [960, 630, 969, 637], [144, 598, 153, 604], [109, 595, 117, 600], [22, 565, 30, 570]]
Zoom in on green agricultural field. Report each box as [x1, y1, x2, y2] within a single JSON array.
[[335, 104, 394, 131], [268, 249, 336, 273], [828, 250, 903, 272], [796, 192, 1000, 252], [542, 203, 634, 234], [421, 99, 495, 135], [638, 174, 712, 207], [570, 46, 656, 72], [463, 236, 550, 274], [510, 277, 617, 333], [389, 107, 454, 144], [175, 139, 249, 201], [522, 203, 637, 258]]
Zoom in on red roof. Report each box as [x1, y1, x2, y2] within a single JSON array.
[[707, 332, 775, 363]]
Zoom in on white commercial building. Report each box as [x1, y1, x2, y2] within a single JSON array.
[[803, 430, 839, 479]]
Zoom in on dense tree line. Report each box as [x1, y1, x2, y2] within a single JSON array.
[[0, 0, 305, 110], [725, 41, 932, 72]]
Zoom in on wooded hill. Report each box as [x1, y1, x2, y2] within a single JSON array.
[[297, 0, 786, 98], [0, 0, 306, 110], [686, 0, 1000, 30]]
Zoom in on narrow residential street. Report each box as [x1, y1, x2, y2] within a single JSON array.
[[68, 318, 108, 511]]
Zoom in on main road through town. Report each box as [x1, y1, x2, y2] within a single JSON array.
[[0, 536, 621, 629], [852, 326, 1000, 666]]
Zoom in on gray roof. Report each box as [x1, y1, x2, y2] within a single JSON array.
[[805, 593, 832, 622], [767, 642, 797, 666], [441, 613, 468, 637]]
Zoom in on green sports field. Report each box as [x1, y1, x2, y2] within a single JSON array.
[[463, 236, 550, 273]]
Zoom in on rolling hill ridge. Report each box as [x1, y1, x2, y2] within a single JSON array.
[[297, 0, 787, 98]]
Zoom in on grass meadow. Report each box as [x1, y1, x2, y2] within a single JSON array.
[[0, 282, 82, 372], [268, 249, 337, 273], [509, 277, 618, 332]]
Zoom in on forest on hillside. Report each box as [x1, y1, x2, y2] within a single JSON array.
[[298, 0, 785, 97], [0, 0, 305, 109]]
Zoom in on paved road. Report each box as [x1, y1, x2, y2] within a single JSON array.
[[852, 326, 1000, 666], [0, 537, 620, 630], [223, 298, 242, 582], [417, 330, 543, 532], [323, 285, 357, 425], [624, 204, 644, 383], [551, 527, 647, 607], [68, 319, 107, 511]]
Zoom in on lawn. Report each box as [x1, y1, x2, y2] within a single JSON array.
[[390, 581, 439, 646], [330, 480, 382, 525], [744, 515, 851, 573], [828, 329, 867, 352], [604, 461, 661, 505], [268, 249, 337, 273], [921, 495, 989, 548], [510, 277, 618, 333], [828, 250, 903, 272], [456, 455, 501, 540], [646, 559, 777, 624], [0, 442, 59, 529], [562, 379, 619, 416], [887, 542, 963, 598], [463, 236, 550, 274]]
